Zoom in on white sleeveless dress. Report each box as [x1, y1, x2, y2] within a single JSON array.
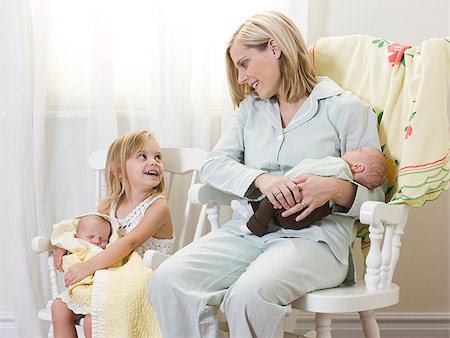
[[110, 194, 175, 257]]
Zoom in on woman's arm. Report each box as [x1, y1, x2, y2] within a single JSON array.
[[64, 199, 170, 286], [281, 175, 356, 221], [201, 101, 268, 198]]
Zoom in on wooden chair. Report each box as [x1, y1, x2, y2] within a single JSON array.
[[187, 35, 449, 337], [32, 146, 209, 337]]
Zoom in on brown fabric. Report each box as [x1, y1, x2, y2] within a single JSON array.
[[247, 199, 331, 237]]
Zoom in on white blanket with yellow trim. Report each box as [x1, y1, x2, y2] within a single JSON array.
[[310, 35, 450, 207]]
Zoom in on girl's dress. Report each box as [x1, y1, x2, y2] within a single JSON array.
[[110, 194, 175, 257]]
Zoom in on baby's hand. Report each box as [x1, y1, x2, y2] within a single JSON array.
[[53, 247, 68, 272]]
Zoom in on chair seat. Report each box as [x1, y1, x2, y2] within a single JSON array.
[[292, 280, 399, 313]]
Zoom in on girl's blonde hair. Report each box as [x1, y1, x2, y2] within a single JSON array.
[[225, 11, 317, 108], [98, 130, 166, 212]]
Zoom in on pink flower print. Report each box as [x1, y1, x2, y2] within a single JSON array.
[[405, 124, 413, 139], [387, 42, 411, 66], [404, 111, 416, 140]]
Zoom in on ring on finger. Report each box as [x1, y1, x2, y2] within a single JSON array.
[[300, 200, 306, 208], [274, 190, 282, 197]]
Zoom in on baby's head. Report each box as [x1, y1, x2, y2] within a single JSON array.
[[342, 146, 387, 189], [75, 215, 112, 249]]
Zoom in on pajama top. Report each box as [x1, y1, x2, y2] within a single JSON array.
[[201, 77, 386, 267]]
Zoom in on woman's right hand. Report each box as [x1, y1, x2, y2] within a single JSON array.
[[254, 173, 301, 210], [53, 247, 68, 272]]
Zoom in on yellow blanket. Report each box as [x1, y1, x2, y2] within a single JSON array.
[[310, 35, 450, 207], [51, 212, 161, 338], [91, 252, 160, 338]]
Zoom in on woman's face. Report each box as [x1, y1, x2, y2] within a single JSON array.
[[229, 41, 282, 100]]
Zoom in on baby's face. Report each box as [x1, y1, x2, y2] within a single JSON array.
[[76, 216, 111, 249]]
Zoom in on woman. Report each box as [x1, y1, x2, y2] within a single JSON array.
[[148, 11, 385, 338]]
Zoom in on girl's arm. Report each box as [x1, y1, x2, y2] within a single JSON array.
[[53, 247, 68, 272], [64, 199, 170, 286]]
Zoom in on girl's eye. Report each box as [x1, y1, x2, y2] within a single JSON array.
[[155, 155, 162, 162], [138, 154, 146, 160]]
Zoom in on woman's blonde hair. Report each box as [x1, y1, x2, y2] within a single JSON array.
[[225, 11, 317, 108], [98, 130, 165, 212]]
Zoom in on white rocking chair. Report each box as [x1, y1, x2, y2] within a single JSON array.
[[187, 35, 449, 338], [188, 184, 409, 338], [32, 146, 210, 337]]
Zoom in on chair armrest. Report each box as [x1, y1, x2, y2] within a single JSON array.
[[359, 201, 409, 225], [32, 236, 54, 253], [188, 183, 236, 206], [359, 201, 409, 290], [143, 250, 170, 270]]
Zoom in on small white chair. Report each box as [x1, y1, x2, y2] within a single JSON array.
[[32, 146, 209, 337]]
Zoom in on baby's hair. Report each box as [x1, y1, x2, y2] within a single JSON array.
[[75, 214, 112, 233], [77, 215, 112, 239], [357, 147, 387, 189], [98, 130, 165, 212]]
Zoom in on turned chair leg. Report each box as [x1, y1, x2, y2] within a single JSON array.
[[315, 313, 332, 338], [359, 310, 380, 338]]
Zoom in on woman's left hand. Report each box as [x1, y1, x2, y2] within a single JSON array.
[[281, 174, 335, 221], [64, 261, 94, 287]]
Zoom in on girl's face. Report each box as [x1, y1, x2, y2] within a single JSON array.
[[229, 40, 282, 100], [125, 138, 164, 193]]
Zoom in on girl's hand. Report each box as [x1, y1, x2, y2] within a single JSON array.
[[53, 247, 68, 272], [254, 173, 301, 210], [64, 261, 94, 287]]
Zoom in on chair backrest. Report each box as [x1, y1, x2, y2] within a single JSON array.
[[310, 35, 449, 289], [88, 147, 209, 249], [36, 147, 208, 300]]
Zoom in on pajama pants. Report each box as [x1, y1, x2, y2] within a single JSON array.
[[148, 228, 347, 338]]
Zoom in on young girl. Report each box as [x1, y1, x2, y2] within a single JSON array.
[[52, 130, 174, 338]]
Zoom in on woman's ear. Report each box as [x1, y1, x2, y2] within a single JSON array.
[[111, 167, 122, 179], [268, 38, 281, 59]]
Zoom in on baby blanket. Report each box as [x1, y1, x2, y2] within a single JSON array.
[[51, 212, 160, 338], [310, 35, 450, 207]]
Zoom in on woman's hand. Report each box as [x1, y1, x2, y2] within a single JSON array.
[[254, 173, 301, 210], [53, 247, 68, 272], [282, 175, 356, 221], [64, 261, 94, 287]]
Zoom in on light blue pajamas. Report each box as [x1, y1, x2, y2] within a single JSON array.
[[148, 77, 386, 338]]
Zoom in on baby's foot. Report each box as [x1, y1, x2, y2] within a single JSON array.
[[231, 200, 255, 235], [230, 199, 254, 221]]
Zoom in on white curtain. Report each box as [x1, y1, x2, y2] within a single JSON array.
[[0, 0, 309, 336]]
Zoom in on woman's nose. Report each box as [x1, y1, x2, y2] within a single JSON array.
[[238, 70, 247, 85]]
